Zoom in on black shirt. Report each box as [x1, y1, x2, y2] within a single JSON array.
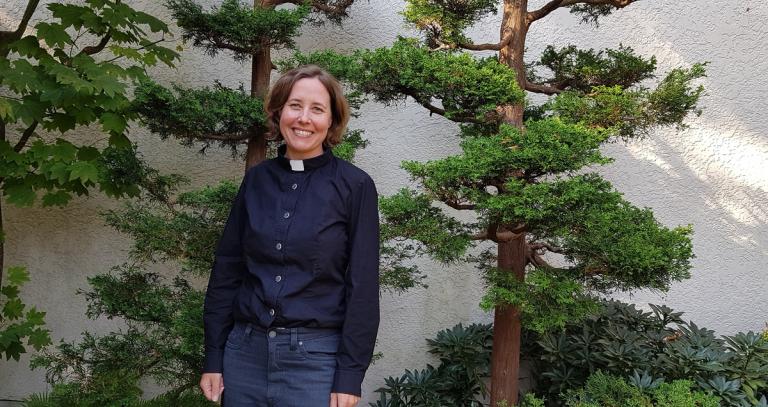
[[202, 145, 380, 396]]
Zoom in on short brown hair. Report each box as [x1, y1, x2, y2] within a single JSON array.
[[265, 65, 350, 147]]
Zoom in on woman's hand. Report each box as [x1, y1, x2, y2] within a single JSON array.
[[330, 392, 360, 407], [200, 373, 224, 402]]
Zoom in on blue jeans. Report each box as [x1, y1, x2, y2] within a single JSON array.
[[222, 322, 340, 407]]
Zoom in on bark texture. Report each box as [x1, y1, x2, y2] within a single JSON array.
[[490, 0, 529, 405]]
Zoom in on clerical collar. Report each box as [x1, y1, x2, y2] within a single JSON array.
[[276, 144, 333, 172]]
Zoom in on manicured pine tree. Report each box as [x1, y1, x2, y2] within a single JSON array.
[[294, 0, 705, 404]]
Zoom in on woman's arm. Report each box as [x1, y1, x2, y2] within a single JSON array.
[[332, 176, 380, 397], [202, 171, 251, 373]]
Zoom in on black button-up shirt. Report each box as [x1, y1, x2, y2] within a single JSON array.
[[202, 145, 380, 396]]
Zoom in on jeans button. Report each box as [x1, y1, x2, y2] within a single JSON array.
[[268, 330, 276, 338]]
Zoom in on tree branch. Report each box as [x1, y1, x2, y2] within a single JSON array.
[[81, 32, 112, 56], [525, 80, 564, 95], [527, 0, 565, 24], [276, 0, 354, 17], [13, 121, 38, 152], [527, 0, 635, 25], [410, 96, 486, 124], [529, 241, 564, 254], [0, 0, 41, 58], [457, 31, 514, 51]]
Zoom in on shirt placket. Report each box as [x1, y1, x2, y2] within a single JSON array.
[[270, 171, 305, 324]]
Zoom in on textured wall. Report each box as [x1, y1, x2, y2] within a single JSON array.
[[1, 0, 767, 403]]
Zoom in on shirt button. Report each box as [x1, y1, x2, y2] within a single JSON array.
[[275, 275, 282, 283], [269, 308, 275, 316], [283, 211, 290, 219], [268, 330, 276, 338], [275, 242, 282, 250], [291, 183, 298, 190]]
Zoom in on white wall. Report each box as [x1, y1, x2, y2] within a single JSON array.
[[1, 0, 767, 403]]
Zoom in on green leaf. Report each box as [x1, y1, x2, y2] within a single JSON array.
[[77, 146, 101, 161], [52, 140, 78, 161], [1, 285, 20, 299], [100, 112, 127, 134], [49, 3, 89, 28], [133, 11, 168, 33], [4, 183, 36, 207], [69, 161, 100, 184], [2, 298, 24, 320], [42, 190, 73, 207], [27, 328, 52, 350], [108, 132, 131, 149], [35, 22, 72, 48], [9, 36, 44, 58], [0, 98, 14, 121], [25, 308, 47, 326], [6, 266, 30, 287], [2, 340, 25, 361]]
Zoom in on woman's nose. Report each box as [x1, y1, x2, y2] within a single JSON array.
[[298, 109, 310, 123]]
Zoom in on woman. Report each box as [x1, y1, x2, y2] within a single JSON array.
[[199, 65, 380, 407]]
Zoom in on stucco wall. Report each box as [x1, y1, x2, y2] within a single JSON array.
[[1, 0, 767, 403]]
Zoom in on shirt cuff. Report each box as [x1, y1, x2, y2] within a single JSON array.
[[202, 349, 224, 373], [331, 369, 365, 397]]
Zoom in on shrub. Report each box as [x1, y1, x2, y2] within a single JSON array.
[[369, 323, 492, 407], [563, 371, 720, 407], [528, 300, 768, 406]]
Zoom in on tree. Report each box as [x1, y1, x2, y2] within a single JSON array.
[[0, 0, 179, 286], [289, 0, 705, 404], [0, 0, 178, 365]]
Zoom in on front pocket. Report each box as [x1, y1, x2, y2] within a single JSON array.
[[299, 335, 340, 361], [225, 324, 246, 350]]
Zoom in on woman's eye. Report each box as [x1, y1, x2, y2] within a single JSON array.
[[312, 107, 325, 113], [289, 103, 301, 109]]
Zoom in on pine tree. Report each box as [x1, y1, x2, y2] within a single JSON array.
[[292, 0, 705, 404]]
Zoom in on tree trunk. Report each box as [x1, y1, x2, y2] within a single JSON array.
[[490, 1, 529, 406], [245, 2, 273, 170], [0, 119, 5, 287]]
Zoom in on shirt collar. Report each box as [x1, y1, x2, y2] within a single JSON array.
[[276, 144, 333, 172]]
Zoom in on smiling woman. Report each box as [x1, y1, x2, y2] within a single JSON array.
[[199, 65, 378, 407]]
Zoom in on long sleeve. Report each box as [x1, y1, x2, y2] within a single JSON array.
[[202, 172, 250, 373], [332, 176, 380, 396]]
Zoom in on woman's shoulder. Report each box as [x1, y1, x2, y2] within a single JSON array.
[[333, 156, 375, 187]]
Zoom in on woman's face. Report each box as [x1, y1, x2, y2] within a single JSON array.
[[279, 77, 332, 160]]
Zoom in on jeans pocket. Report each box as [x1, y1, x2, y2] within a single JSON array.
[[299, 334, 340, 361], [225, 323, 246, 350]]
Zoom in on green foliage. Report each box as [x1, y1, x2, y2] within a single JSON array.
[[103, 180, 235, 276], [480, 268, 598, 333], [563, 371, 720, 407], [30, 266, 207, 405], [291, 38, 525, 124], [380, 188, 473, 263], [0, 0, 178, 207], [568, 3, 632, 26], [370, 323, 492, 407], [0, 266, 51, 361], [402, 0, 498, 48], [133, 80, 265, 152], [535, 45, 657, 93], [528, 301, 768, 406], [166, 0, 310, 61], [545, 64, 706, 139]]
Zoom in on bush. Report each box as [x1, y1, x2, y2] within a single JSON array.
[[528, 300, 768, 406], [563, 371, 719, 407], [369, 323, 492, 407]]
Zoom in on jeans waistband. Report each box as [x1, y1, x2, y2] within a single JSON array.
[[234, 321, 340, 336]]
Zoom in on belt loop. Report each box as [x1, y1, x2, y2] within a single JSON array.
[[290, 328, 298, 351]]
